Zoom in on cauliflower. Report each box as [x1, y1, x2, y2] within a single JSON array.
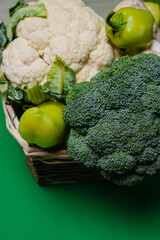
[[2, 0, 115, 84], [2, 37, 49, 85]]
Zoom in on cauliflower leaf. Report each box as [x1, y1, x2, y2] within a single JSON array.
[[43, 56, 76, 96], [1, 56, 75, 106], [7, 85, 24, 103], [9, 0, 28, 17], [0, 22, 7, 64], [23, 81, 50, 105], [0, 70, 8, 94]]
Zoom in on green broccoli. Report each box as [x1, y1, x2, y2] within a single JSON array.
[[63, 53, 160, 186]]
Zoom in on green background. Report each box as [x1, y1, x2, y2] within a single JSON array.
[[1, 0, 160, 239], [1, 94, 160, 240]]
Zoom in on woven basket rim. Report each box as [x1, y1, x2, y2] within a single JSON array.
[[1, 95, 69, 158]]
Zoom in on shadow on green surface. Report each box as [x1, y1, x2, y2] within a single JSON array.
[[42, 172, 160, 218]]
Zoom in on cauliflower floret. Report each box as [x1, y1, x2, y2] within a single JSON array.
[[2, 38, 49, 85], [16, 17, 50, 51], [2, 0, 115, 84]]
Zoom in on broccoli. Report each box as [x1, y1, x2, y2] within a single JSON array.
[[63, 53, 160, 186]]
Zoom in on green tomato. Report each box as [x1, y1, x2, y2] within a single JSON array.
[[18, 101, 67, 148], [144, 2, 160, 26], [106, 7, 154, 49]]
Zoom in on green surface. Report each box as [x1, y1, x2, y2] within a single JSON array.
[[1, 94, 160, 240]]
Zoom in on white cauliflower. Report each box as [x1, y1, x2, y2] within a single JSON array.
[[2, 0, 115, 84], [2, 37, 49, 85]]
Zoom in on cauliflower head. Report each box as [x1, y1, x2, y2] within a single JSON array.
[[2, 0, 115, 85]]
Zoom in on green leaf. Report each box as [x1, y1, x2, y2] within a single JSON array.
[[61, 57, 76, 95], [7, 84, 24, 101], [40, 85, 66, 103], [0, 22, 7, 64], [0, 69, 8, 84], [7, 3, 47, 42], [0, 22, 7, 48], [5, 96, 12, 105], [0, 50, 2, 64], [4, 81, 50, 106], [43, 56, 76, 96], [0, 83, 8, 94], [22, 103, 35, 111], [24, 81, 50, 105], [9, 0, 28, 17], [2, 56, 74, 106], [43, 57, 64, 95], [0, 70, 9, 94]]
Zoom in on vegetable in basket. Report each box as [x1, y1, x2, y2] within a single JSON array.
[[106, 7, 154, 49], [112, 0, 158, 39], [0, 55, 76, 106], [18, 101, 67, 148], [7, 3, 47, 42], [63, 53, 160, 186], [144, 1, 160, 26], [0, 0, 115, 102]]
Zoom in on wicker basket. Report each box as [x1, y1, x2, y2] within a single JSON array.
[[2, 96, 102, 186]]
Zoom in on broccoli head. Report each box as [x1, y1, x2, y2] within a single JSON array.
[[63, 53, 160, 186]]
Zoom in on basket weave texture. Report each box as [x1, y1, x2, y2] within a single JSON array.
[[2, 96, 101, 186]]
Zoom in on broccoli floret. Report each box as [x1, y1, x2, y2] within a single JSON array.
[[67, 129, 99, 168], [97, 152, 136, 175], [63, 54, 160, 186]]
